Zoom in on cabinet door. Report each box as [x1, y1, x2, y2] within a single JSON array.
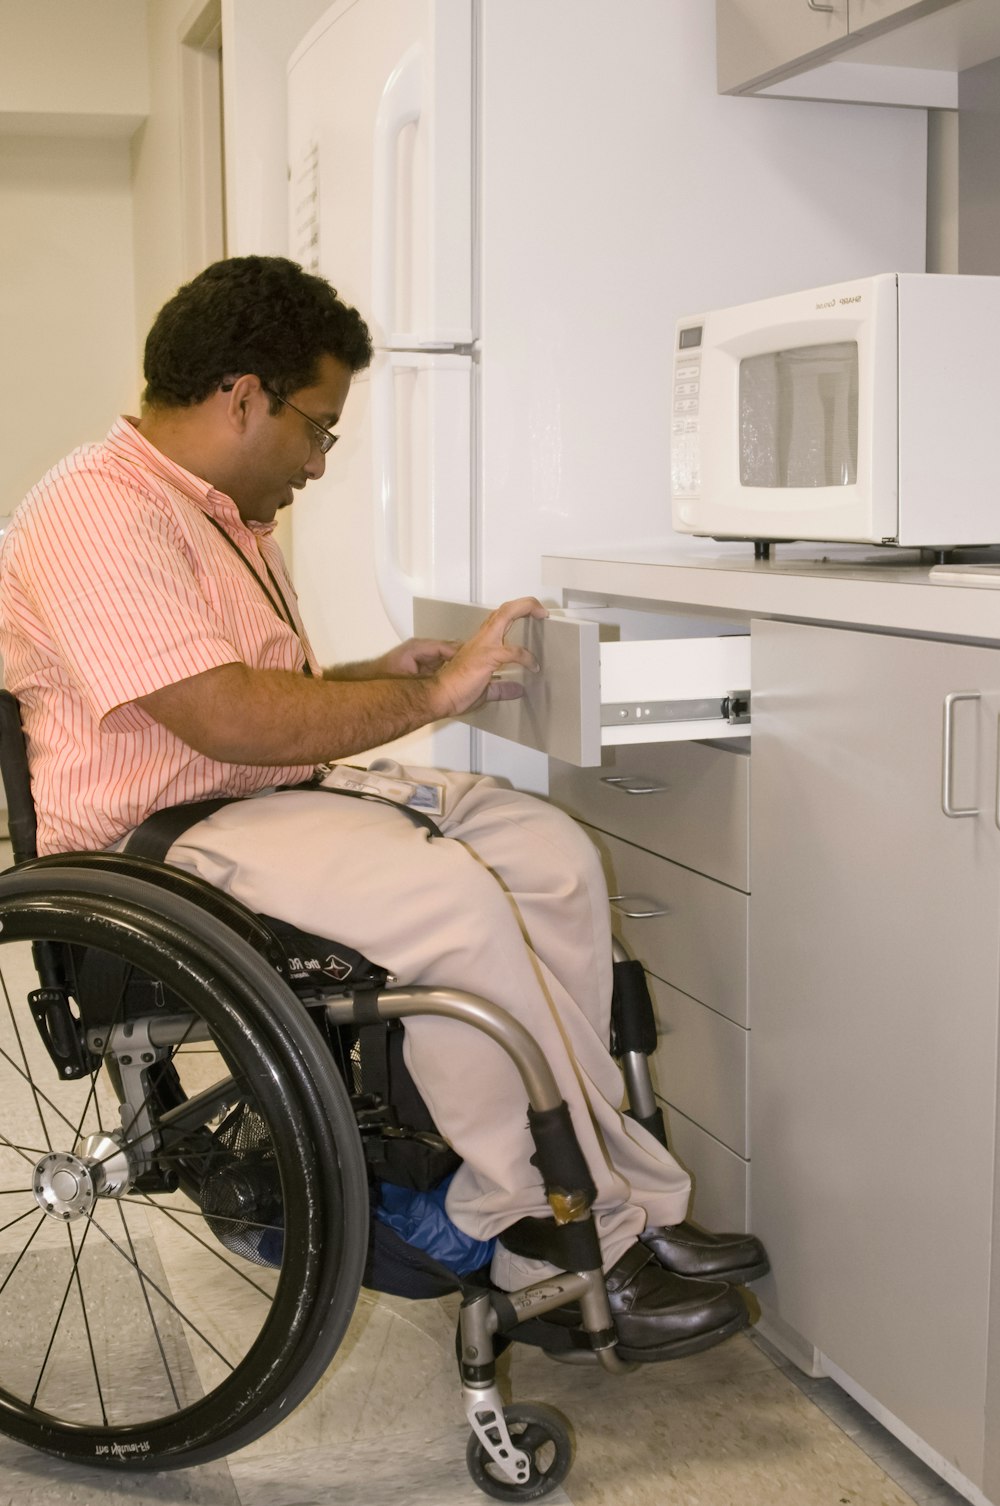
[[716, 0, 848, 93], [849, 0, 951, 33], [750, 620, 1000, 1484]]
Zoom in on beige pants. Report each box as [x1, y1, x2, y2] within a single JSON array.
[[165, 764, 691, 1283]]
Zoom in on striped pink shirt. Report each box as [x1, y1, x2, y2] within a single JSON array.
[[0, 417, 319, 854]]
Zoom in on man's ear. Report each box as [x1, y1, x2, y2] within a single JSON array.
[[219, 374, 263, 434]]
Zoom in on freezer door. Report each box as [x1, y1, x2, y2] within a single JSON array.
[[288, 0, 473, 347], [292, 359, 473, 769], [294, 352, 473, 645]]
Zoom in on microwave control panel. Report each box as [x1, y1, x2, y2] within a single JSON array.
[[671, 324, 702, 502]]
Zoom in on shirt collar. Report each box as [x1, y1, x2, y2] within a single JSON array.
[[106, 416, 278, 539]]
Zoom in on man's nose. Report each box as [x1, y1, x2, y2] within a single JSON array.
[[303, 447, 327, 481]]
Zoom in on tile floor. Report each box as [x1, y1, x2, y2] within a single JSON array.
[[0, 1280, 973, 1506], [0, 834, 974, 1506]]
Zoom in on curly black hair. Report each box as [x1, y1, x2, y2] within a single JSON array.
[[142, 256, 373, 408]]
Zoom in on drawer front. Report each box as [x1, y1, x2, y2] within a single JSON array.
[[647, 976, 748, 1157], [663, 1105, 749, 1233], [413, 597, 750, 766], [587, 826, 748, 1025], [550, 739, 749, 889]]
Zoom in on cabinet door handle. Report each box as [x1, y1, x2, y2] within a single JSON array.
[[600, 776, 669, 796], [806, 0, 835, 10], [995, 713, 1000, 832], [610, 894, 669, 919], [941, 691, 980, 818]]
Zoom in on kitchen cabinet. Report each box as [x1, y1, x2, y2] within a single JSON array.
[[716, 0, 849, 95], [717, 0, 1000, 107], [749, 618, 1000, 1490], [549, 739, 752, 1232], [536, 544, 1000, 1505]]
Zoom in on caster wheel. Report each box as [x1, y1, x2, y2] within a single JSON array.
[[466, 1402, 572, 1501]]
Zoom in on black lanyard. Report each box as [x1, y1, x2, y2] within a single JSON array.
[[204, 514, 314, 678]]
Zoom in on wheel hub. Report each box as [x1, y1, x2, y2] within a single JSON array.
[[33, 1133, 132, 1221], [33, 1152, 97, 1221]]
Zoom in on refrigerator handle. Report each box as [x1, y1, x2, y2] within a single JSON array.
[[372, 353, 472, 642], [372, 43, 423, 345]]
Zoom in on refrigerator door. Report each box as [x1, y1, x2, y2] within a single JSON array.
[[291, 353, 473, 770], [288, 0, 473, 348]]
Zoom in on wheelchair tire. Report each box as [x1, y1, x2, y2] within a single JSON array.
[[466, 1402, 573, 1501], [0, 865, 369, 1469]]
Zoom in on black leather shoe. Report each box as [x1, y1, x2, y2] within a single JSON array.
[[641, 1221, 770, 1285], [539, 1241, 748, 1362]]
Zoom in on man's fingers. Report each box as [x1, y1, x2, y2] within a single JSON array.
[[483, 679, 525, 703]]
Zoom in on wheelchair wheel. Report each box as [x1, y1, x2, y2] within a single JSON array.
[[466, 1403, 573, 1501], [0, 865, 369, 1469]]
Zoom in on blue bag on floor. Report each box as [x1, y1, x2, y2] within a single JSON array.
[[375, 1174, 496, 1276]]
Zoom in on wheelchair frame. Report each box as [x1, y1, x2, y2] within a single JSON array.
[[0, 689, 675, 1501]]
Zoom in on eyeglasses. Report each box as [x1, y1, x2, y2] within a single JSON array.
[[220, 377, 339, 453], [261, 384, 339, 453]]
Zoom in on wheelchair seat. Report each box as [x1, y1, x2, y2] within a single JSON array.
[[0, 687, 704, 1501]]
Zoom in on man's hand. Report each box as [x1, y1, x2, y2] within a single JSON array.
[[378, 637, 459, 677], [326, 637, 458, 681], [430, 597, 548, 717]]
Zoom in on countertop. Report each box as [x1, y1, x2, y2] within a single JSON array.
[[541, 543, 1000, 645]]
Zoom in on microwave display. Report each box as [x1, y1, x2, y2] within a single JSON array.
[[739, 340, 858, 489]]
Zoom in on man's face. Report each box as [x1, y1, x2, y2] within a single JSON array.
[[233, 353, 354, 523]]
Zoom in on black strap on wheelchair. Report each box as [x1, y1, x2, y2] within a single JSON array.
[[122, 797, 242, 861], [122, 779, 443, 863]]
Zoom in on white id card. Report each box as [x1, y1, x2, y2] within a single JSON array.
[[318, 764, 446, 817]]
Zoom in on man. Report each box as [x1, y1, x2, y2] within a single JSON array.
[[0, 256, 766, 1357]]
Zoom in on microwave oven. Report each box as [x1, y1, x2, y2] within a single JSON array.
[[670, 272, 1000, 551]]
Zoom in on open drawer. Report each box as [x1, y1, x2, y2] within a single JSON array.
[[413, 598, 750, 767]]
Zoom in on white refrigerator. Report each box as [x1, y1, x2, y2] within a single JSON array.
[[286, 0, 927, 787]]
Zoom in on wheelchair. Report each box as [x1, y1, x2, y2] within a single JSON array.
[[0, 689, 737, 1500]]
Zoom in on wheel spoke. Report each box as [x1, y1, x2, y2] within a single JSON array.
[[112, 1201, 182, 1412], [66, 1220, 107, 1426], [0, 967, 56, 1153], [30, 1214, 95, 1408], [123, 1195, 280, 1300], [84, 1212, 235, 1372]]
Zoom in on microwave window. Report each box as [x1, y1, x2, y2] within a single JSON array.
[[739, 341, 858, 488]]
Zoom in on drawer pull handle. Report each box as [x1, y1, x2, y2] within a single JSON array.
[[600, 776, 669, 796], [941, 691, 980, 818], [610, 894, 669, 920]]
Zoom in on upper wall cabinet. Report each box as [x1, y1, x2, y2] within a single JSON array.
[[717, 0, 1000, 106]]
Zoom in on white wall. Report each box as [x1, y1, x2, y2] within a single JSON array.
[[0, 0, 148, 133], [0, 0, 156, 510], [132, 0, 225, 348], [0, 134, 138, 509]]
